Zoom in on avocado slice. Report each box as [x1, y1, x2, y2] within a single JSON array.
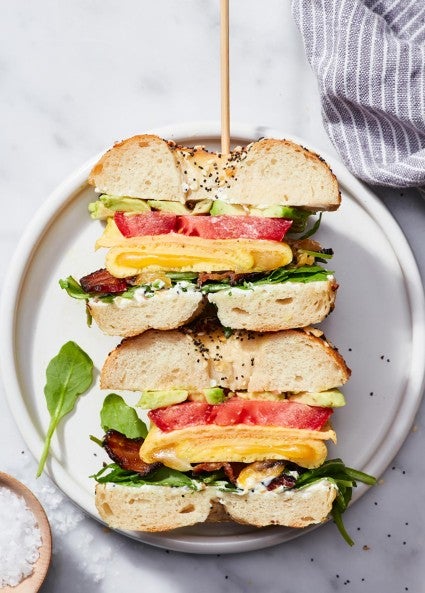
[[88, 201, 115, 220], [288, 389, 346, 408], [250, 205, 293, 217], [137, 389, 189, 409], [203, 387, 225, 404], [250, 205, 312, 232], [148, 200, 190, 214], [210, 200, 247, 216], [89, 195, 152, 219], [101, 195, 151, 212], [191, 199, 213, 214]]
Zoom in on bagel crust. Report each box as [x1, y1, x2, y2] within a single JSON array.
[[89, 135, 340, 209], [100, 327, 351, 394]]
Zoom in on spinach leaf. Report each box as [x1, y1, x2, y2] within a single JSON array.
[[166, 271, 198, 282], [283, 207, 312, 233], [298, 249, 333, 260], [37, 341, 94, 477], [295, 458, 376, 546], [100, 393, 148, 439], [199, 265, 333, 294], [60, 276, 163, 304], [91, 463, 239, 491], [253, 265, 332, 285], [92, 463, 200, 489], [147, 467, 199, 488], [59, 277, 89, 300], [297, 212, 323, 240]]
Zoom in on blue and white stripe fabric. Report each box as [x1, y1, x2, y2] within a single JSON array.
[[292, 0, 425, 187]]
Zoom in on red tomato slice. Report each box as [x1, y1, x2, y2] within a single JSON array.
[[114, 212, 292, 241], [114, 212, 178, 237], [176, 215, 292, 241], [148, 398, 332, 432]]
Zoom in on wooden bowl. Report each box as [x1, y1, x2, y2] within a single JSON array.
[[0, 472, 52, 592]]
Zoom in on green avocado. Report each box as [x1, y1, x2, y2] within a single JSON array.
[[137, 389, 189, 409], [210, 200, 246, 216], [191, 199, 213, 214], [288, 389, 346, 408], [148, 200, 190, 214], [88, 195, 151, 219], [101, 195, 151, 212], [250, 205, 294, 217], [88, 201, 115, 220], [203, 387, 225, 404], [209, 200, 311, 232], [250, 205, 312, 232]]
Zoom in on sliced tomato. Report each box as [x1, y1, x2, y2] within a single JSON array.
[[176, 215, 292, 241], [114, 212, 292, 241], [148, 398, 332, 432], [114, 212, 178, 237]]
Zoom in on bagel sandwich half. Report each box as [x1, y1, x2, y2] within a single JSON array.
[[61, 134, 339, 336], [91, 324, 375, 539]]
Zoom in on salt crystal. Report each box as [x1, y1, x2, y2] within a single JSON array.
[[0, 486, 42, 587], [5, 455, 112, 584]]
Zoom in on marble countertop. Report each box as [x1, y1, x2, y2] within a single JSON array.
[[1, 1, 424, 591]]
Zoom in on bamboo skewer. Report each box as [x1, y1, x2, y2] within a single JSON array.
[[220, 0, 230, 155]]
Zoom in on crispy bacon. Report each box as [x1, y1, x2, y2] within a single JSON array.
[[191, 462, 246, 484], [266, 473, 297, 491], [103, 430, 160, 476], [196, 271, 249, 287], [80, 269, 128, 294]]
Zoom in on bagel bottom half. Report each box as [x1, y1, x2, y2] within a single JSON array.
[[95, 478, 337, 532]]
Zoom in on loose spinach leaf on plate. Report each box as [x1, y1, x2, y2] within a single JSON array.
[[37, 341, 94, 477]]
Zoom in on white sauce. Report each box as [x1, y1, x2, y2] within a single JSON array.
[[89, 281, 198, 309]]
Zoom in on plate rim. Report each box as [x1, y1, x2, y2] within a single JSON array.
[[1, 121, 425, 554]]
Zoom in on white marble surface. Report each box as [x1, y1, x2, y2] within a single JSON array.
[[1, 1, 424, 591]]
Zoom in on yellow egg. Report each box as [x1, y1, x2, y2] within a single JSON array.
[[139, 424, 335, 471]]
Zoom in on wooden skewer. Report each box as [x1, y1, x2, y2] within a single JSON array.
[[220, 0, 230, 155]]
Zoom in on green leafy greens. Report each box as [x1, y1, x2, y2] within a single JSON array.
[[92, 463, 201, 489], [59, 277, 140, 303], [100, 393, 148, 439], [92, 442, 376, 544], [91, 463, 238, 492], [297, 212, 323, 240], [59, 277, 89, 300], [37, 341, 94, 477], [295, 459, 377, 545], [199, 265, 333, 294], [92, 395, 376, 545]]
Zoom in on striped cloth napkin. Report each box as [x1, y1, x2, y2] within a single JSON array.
[[292, 0, 425, 188]]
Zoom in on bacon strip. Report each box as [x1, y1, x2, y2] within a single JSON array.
[[197, 271, 249, 286], [80, 269, 128, 294], [266, 473, 297, 491], [192, 462, 246, 484], [103, 430, 160, 476]]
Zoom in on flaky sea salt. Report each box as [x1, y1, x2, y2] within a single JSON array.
[[0, 486, 42, 587], [5, 453, 113, 584]]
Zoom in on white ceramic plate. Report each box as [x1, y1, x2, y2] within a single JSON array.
[[2, 123, 425, 554]]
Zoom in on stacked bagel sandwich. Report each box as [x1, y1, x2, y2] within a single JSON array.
[[63, 135, 375, 538], [61, 135, 338, 335]]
